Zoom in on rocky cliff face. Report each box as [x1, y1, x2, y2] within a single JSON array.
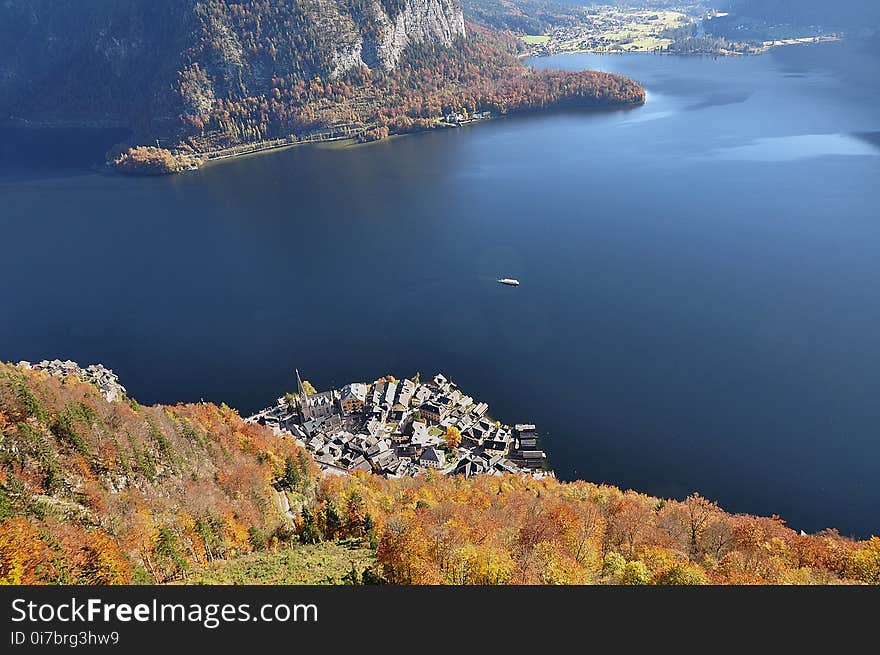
[[301, 0, 466, 77], [374, 0, 467, 70]]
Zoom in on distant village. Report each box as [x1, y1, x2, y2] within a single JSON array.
[[521, 9, 690, 56], [246, 371, 554, 480]]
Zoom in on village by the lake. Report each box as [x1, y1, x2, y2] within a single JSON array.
[[246, 371, 554, 480]]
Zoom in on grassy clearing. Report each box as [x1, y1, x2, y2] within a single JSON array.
[[521, 35, 550, 45], [183, 540, 376, 585]]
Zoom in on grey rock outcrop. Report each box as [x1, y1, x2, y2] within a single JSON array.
[[373, 0, 466, 71]]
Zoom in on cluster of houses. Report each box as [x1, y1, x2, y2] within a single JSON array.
[[442, 110, 492, 125], [18, 359, 127, 402], [246, 371, 553, 480]]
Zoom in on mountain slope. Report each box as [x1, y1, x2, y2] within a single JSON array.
[[0, 0, 464, 126], [0, 0, 644, 172], [0, 362, 317, 584], [1, 362, 878, 585]]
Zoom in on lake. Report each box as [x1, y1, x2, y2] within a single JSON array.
[[2, 41, 878, 537]]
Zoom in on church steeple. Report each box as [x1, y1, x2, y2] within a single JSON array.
[[296, 368, 310, 421]]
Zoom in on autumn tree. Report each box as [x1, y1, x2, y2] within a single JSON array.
[[344, 491, 367, 537], [602, 551, 626, 580], [651, 562, 708, 586], [620, 560, 651, 585], [77, 532, 131, 585], [444, 426, 462, 449], [849, 536, 880, 584], [112, 147, 197, 175], [683, 493, 718, 556], [603, 494, 655, 559], [570, 501, 602, 567], [0, 518, 56, 584]]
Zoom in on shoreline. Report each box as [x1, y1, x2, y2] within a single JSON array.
[[520, 34, 842, 59], [5, 36, 845, 176], [136, 98, 646, 174], [145, 35, 845, 173], [8, 57, 649, 177]]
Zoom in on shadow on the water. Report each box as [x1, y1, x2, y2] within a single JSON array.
[[685, 90, 753, 111], [0, 126, 130, 181], [852, 130, 880, 150], [457, 101, 645, 133]]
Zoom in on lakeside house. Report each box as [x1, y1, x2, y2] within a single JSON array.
[[418, 402, 443, 424], [419, 446, 446, 469], [340, 382, 367, 414]]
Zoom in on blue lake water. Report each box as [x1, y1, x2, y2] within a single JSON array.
[[2, 41, 879, 536]]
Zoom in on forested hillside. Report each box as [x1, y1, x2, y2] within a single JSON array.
[[2, 362, 878, 585], [0, 362, 316, 584], [462, 0, 584, 33], [0, 0, 464, 126], [0, 0, 644, 173]]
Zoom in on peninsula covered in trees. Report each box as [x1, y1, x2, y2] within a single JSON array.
[[174, 22, 645, 159], [0, 1, 645, 175], [1, 361, 878, 585]]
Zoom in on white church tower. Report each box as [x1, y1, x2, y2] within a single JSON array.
[[296, 368, 311, 422]]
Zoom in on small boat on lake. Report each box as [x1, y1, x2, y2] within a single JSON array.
[[498, 278, 520, 286]]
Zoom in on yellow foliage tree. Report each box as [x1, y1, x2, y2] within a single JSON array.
[[77, 532, 131, 585], [0, 518, 55, 584], [444, 426, 462, 449], [224, 513, 253, 558], [849, 536, 880, 584]]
